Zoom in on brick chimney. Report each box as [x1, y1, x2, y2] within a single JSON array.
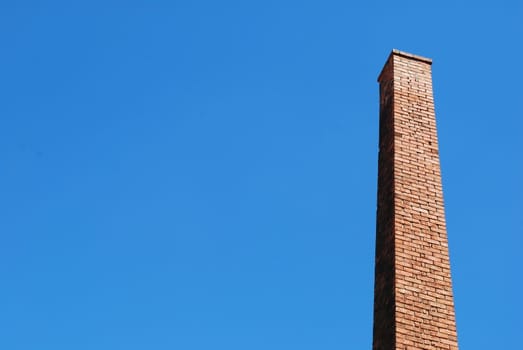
[[372, 50, 459, 349]]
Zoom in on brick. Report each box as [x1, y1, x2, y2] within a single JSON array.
[[372, 50, 459, 349]]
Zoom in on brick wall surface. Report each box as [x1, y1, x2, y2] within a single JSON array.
[[372, 50, 459, 350]]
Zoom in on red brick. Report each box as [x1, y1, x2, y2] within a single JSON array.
[[372, 50, 459, 349]]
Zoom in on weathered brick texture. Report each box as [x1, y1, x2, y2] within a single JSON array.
[[372, 50, 458, 350]]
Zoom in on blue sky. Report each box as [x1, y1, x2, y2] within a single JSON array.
[[1, 1, 522, 349]]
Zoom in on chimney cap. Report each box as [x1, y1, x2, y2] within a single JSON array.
[[378, 49, 433, 82], [391, 49, 432, 64]]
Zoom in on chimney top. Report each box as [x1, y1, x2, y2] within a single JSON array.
[[390, 49, 432, 64], [378, 49, 433, 82]]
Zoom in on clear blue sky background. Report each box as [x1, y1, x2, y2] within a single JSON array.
[[1, 1, 522, 349]]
